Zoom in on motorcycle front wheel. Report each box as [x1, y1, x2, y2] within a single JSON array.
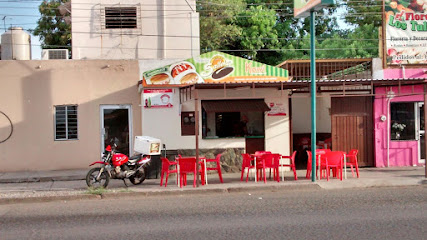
[[129, 169, 146, 185], [86, 167, 110, 188]]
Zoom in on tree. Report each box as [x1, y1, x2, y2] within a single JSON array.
[[197, 0, 378, 64], [32, 0, 71, 50], [317, 24, 379, 58], [341, 0, 382, 27], [233, 5, 279, 62], [197, 0, 245, 53]]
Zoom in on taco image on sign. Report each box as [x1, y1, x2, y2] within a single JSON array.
[[169, 61, 202, 85], [208, 55, 234, 80]]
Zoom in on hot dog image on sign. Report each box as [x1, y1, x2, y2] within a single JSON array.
[[169, 61, 203, 85]]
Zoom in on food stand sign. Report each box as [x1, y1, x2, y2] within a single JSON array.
[[267, 102, 287, 116], [142, 51, 289, 86], [294, 0, 335, 18], [385, 0, 427, 65], [143, 89, 173, 108]]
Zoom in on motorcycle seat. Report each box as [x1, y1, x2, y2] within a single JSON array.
[[128, 154, 142, 164]]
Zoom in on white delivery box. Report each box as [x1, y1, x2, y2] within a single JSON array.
[[134, 136, 162, 155]]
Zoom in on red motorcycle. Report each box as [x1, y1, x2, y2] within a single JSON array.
[[86, 143, 151, 188]]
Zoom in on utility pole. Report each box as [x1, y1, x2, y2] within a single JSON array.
[[310, 10, 317, 182]]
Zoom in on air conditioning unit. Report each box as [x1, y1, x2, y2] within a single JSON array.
[[42, 49, 69, 60]]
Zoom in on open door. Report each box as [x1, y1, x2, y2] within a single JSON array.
[[100, 105, 132, 156]]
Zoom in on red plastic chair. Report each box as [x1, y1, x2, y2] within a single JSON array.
[[346, 149, 360, 178], [256, 153, 280, 183], [306, 149, 331, 179], [205, 154, 224, 183], [280, 151, 298, 181], [177, 157, 197, 188], [241, 153, 255, 182], [255, 151, 271, 155], [319, 151, 344, 181], [160, 157, 178, 187]]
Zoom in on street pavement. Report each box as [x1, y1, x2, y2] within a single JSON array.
[[1, 186, 426, 239], [0, 167, 426, 204]]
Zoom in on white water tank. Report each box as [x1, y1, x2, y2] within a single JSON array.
[[1, 27, 32, 60]]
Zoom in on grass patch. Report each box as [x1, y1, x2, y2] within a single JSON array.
[[85, 187, 108, 195]]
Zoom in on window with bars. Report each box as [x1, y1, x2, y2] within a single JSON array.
[[55, 105, 78, 140], [105, 7, 137, 29]]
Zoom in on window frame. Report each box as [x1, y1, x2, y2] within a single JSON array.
[[390, 102, 416, 141], [54, 105, 78, 141], [104, 7, 138, 29]]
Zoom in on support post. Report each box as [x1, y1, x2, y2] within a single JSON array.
[[310, 10, 317, 182], [424, 85, 427, 178], [195, 89, 200, 187]]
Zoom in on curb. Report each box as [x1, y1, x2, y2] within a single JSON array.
[[0, 183, 320, 205], [0, 177, 85, 184], [0, 193, 100, 205]]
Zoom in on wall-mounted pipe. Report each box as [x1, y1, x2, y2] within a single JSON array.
[[401, 64, 406, 79], [386, 87, 395, 167]]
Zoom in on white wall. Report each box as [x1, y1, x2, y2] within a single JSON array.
[[291, 93, 331, 134], [372, 57, 384, 79], [141, 87, 290, 155], [72, 0, 199, 60]]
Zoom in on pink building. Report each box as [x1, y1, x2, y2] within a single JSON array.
[[374, 68, 427, 167]]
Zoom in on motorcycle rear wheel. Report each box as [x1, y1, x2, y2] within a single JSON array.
[[86, 167, 110, 188], [129, 169, 146, 185]]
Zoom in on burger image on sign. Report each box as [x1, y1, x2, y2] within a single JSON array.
[[144, 67, 172, 85], [206, 55, 234, 80], [169, 61, 202, 85]]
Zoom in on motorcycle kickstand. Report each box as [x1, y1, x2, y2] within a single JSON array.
[[122, 179, 129, 187]]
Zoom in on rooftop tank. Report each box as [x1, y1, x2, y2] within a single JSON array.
[[1, 27, 32, 60]]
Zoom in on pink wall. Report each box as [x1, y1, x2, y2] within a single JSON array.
[[374, 68, 427, 167], [383, 68, 427, 79]]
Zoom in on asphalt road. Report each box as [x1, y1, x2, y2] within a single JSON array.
[[0, 186, 426, 240]]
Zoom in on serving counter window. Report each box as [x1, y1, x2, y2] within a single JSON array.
[[201, 99, 269, 139]]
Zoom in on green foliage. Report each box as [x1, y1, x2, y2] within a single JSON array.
[[198, 0, 379, 65], [85, 187, 107, 195], [317, 24, 379, 58], [342, 0, 382, 27], [32, 0, 71, 50], [233, 6, 279, 61], [197, 0, 245, 53]]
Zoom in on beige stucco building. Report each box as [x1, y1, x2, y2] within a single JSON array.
[[0, 60, 141, 171], [71, 0, 200, 60]]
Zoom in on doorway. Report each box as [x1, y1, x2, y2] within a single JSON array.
[[100, 105, 132, 156], [417, 102, 425, 164], [331, 96, 374, 167]]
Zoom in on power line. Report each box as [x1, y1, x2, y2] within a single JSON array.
[[0, 41, 379, 52]]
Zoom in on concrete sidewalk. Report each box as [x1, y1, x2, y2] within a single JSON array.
[[0, 167, 426, 204]]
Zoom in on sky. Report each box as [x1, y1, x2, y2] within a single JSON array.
[[0, 0, 42, 59]]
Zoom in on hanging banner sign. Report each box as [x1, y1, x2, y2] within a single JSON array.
[[385, 1, 427, 65], [142, 51, 289, 86], [267, 102, 287, 116], [143, 89, 173, 108], [294, 0, 335, 18]]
